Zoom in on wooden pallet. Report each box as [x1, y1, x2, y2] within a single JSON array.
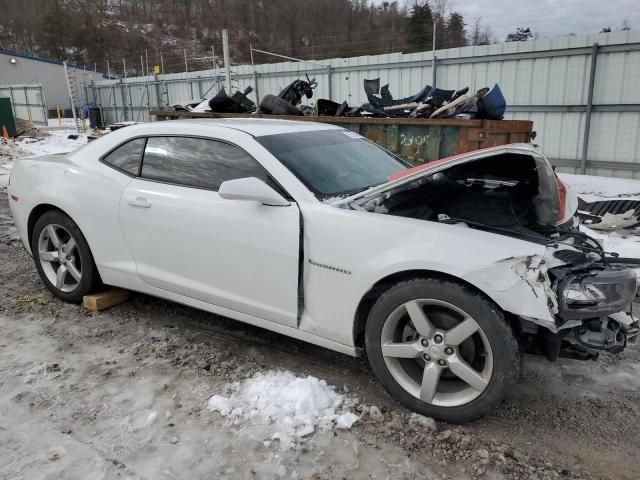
[[83, 289, 130, 312]]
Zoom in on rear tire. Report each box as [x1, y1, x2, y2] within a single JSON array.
[[259, 94, 302, 116], [31, 210, 102, 303], [365, 277, 521, 423]]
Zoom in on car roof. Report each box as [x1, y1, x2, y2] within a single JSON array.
[[149, 118, 343, 137]]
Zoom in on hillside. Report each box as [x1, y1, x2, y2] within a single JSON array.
[[0, 0, 476, 74]]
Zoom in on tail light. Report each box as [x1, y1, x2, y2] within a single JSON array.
[[555, 176, 578, 226]]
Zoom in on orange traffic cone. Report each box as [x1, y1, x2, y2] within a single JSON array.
[[1, 125, 8, 140]]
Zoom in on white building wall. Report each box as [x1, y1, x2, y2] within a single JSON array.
[[0, 51, 106, 110]]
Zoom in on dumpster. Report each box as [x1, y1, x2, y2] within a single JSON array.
[[150, 110, 534, 165]]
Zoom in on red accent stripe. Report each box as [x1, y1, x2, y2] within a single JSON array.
[[388, 144, 511, 181]]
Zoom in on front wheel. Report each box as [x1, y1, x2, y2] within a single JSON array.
[[365, 278, 521, 423], [31, 210, 101, 303]]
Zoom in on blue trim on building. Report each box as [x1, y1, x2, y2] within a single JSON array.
[[0, 48, 115, 79]]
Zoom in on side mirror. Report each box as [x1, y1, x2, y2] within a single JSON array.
[[218, 177, 290, 206]]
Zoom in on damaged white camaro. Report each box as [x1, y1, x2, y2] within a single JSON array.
[[8, 119, 640, 422]]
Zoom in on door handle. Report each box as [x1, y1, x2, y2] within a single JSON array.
[[127, 196, 151, 208]]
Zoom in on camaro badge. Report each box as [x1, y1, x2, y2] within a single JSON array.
[[308, 258, 352, 275]]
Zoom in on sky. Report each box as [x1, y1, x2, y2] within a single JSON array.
[[444, 0, 639, 41]]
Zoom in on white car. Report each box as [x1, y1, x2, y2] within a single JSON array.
[[8, 119, 639, 422]]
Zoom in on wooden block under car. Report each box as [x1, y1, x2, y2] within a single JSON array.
[[83, 289, 130, 311]]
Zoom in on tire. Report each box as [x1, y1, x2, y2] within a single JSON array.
[[31, 210, 102, 303], [365, 277, 521, 423], [259, 94, 302, 116]]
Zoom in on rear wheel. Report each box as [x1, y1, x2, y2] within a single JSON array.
[[31, 210, 101, 303], [365, 278, 521, 423]]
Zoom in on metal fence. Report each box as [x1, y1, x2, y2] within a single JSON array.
[[0, 84, 48, 125], [90, 30, 640, 178]]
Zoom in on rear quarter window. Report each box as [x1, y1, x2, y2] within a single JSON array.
[[102, 138, 146, 175]]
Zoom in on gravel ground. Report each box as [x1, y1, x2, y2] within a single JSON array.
[[1, 186, 639, 480]]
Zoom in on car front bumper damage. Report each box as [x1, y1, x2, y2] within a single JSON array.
[[475, 247, 640, 360]]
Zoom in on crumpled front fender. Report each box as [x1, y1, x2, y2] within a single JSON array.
[[464, 249, 562, 332]]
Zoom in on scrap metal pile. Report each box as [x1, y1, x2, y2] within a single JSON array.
[[180, 76, 507, 121]]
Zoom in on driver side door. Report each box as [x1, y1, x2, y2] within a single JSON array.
[[118, 135, 300, 327]]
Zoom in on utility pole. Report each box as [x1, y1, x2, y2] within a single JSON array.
[[145, 49, 149, 77], [160, 52, 165, 74], [432, 20, 437, 88], [250, 44, 259, 106], [211, 45, 216, 70], [184, 48, 189, 73], [122, 58, 128, 121], [222, 29, 231, 93], [433, 19, 437, 52]]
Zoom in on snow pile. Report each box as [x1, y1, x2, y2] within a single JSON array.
[[207, 371, 358, 449]]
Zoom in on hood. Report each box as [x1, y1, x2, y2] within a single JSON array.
[[332, 143, 576, 228], [332, 143, 543, 206]]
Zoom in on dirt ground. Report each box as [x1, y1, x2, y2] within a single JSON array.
[[1, 188, 639, 480]]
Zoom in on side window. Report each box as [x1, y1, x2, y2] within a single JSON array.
[[140, 136, 270, 191], [102, 138, 145, 175]]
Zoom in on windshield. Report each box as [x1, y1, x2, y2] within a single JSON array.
[[256, 129, 407, 199]]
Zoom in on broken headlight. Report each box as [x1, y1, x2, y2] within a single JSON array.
[[558, 269, 637, 320]]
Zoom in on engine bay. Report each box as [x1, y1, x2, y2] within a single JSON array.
[[358, 153, 562, 237]]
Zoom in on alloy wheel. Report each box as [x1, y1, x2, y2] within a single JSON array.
[[380, 298, 493, 407], [37, 224, 82, 293]]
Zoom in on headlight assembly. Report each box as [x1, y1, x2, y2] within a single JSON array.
[[558, 269, 638, 320]]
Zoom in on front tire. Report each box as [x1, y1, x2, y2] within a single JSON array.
[[365, 278, 521, 423], [31, 210, 101, 303]]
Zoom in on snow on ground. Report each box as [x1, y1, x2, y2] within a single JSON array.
[[47, 118, 84, 128], [559, 173, 640, 202], [207, 370, 358, 449], [581, 224, 640, 258], [1, 128, 89, 187], [18, 129, 88, 157]]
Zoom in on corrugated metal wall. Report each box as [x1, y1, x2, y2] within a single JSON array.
[[90, 30, 640, 177]]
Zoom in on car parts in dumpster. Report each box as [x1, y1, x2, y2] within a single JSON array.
[[168, 74, 507, 122], [356, 80, 505, 120], [207, 86, 256, 114], [258, 75, 318, 116]]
